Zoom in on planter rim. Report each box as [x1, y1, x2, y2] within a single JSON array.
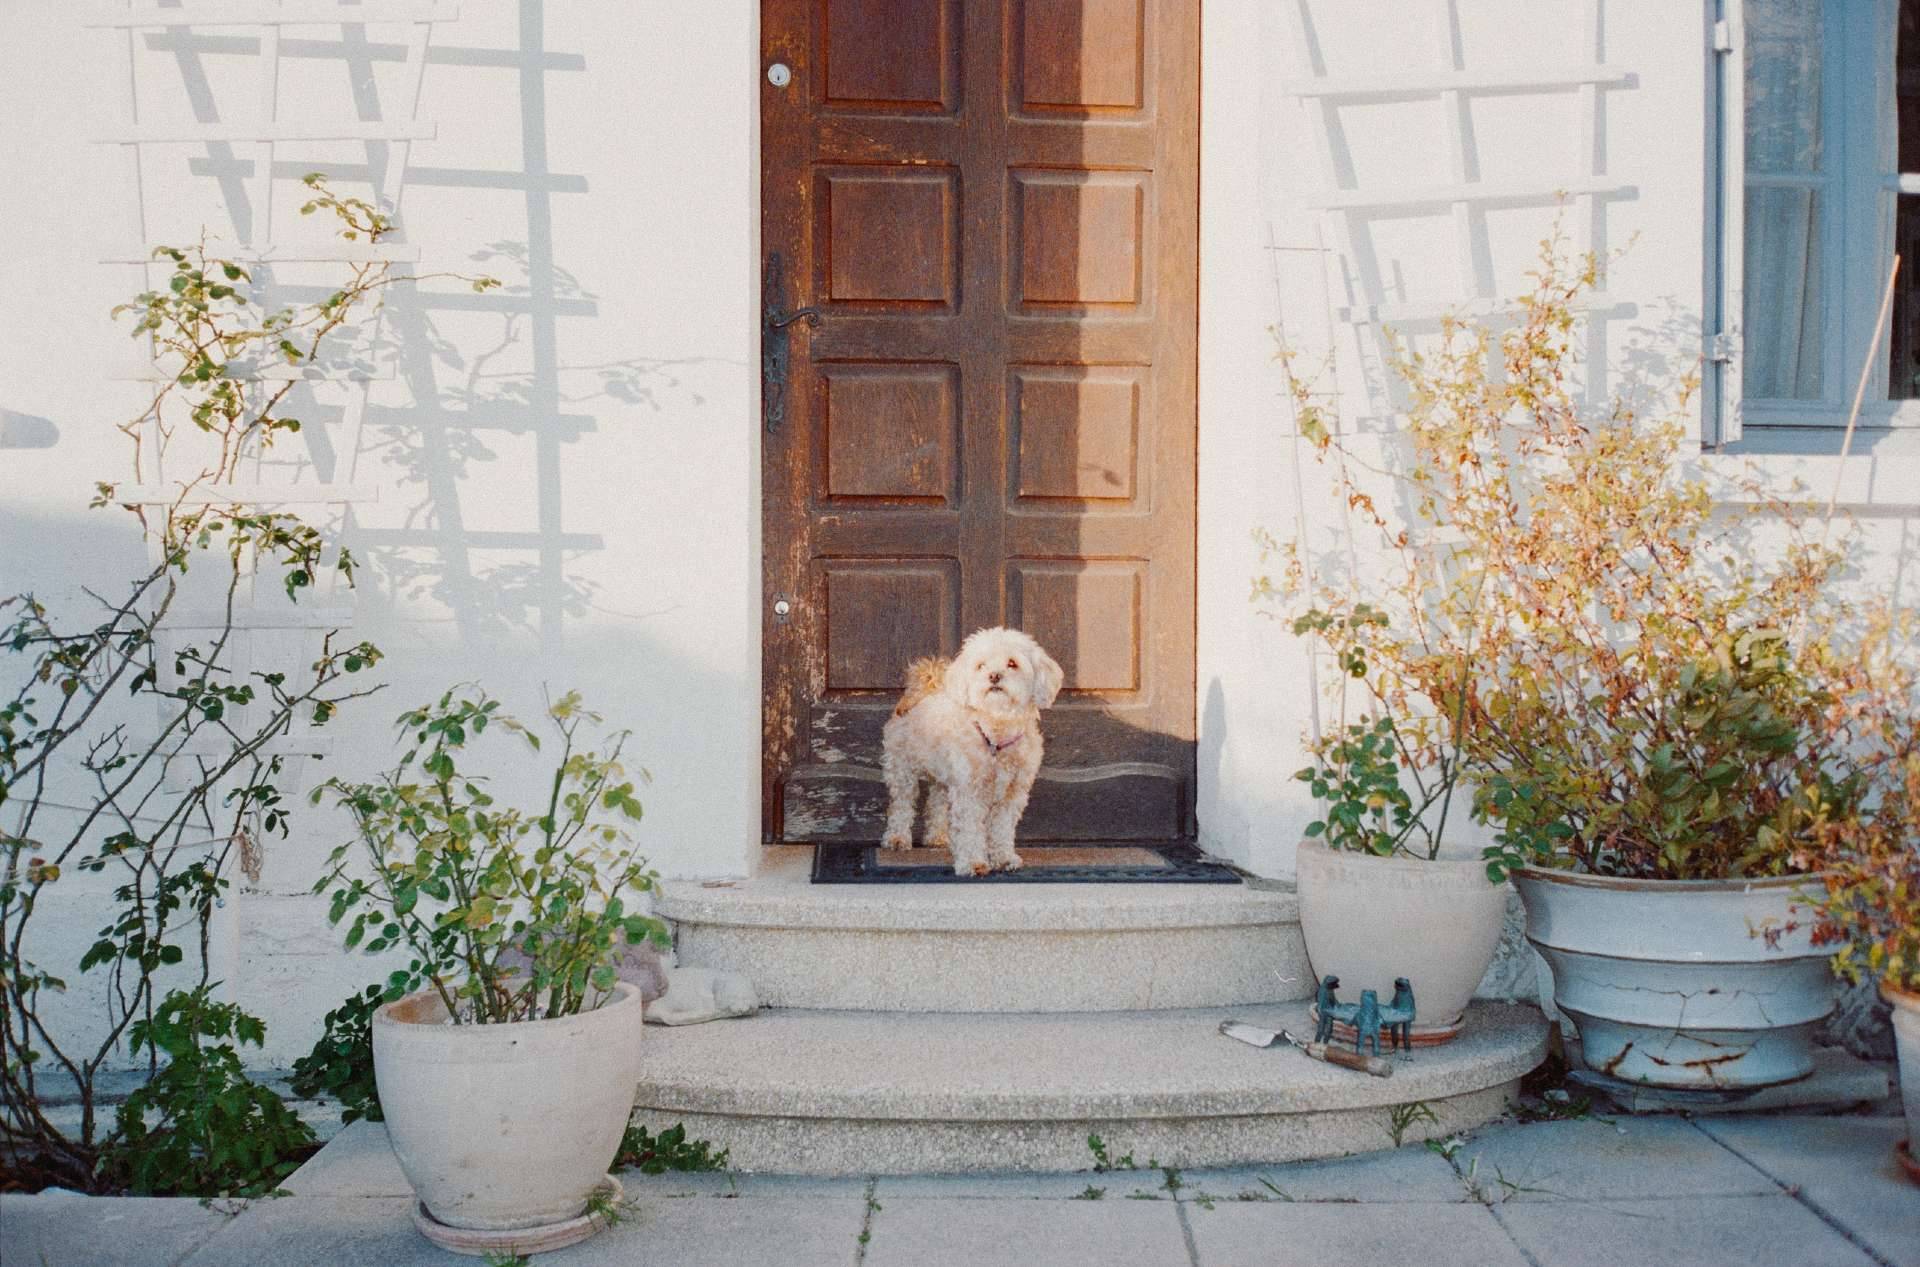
[[1882, 980, 1920, 1008], [1511, 865, 1826, 894], [374, 979, 640, 1036], [1296, 836, 1500, 873]]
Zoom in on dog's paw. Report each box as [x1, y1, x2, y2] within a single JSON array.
[[991, 852, 1024, 873], [957, 860, 992, 877], [927, 830, 951, 850], [881, 831, 912, 852]]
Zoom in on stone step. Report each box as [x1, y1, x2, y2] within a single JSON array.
[[630, 1000, 1549, 1175], [657, 847, 1309, 1013]]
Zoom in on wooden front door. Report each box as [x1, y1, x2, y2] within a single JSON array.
[[761, 0, 1198, 844]]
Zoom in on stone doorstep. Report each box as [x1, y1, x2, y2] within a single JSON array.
[[629, 999, 1549, 1173], [1566, 1046, 1894, 1117], [660, 846, 1300, 933], [661, 846, 1312, 1013]]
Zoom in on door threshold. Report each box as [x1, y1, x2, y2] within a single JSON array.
[[809, 842, 1241, 885]]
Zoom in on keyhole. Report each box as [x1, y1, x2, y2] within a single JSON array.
[[767, 63, 792, 88]]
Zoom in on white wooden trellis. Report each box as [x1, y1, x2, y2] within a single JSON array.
[[1282, 0, 1632, 415], [85, 1, 456, 767]]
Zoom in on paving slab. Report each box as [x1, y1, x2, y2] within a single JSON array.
[[629, 1169, 869, 1199], [1451, 1116, 1775, 1202], [1179, 1143, 1472, 1204], [540, 1196, 870, 1267], [181, 1197, 424, 1266], [279, 1119, 411, 1197], [0, 1193, 237, 1267], [1494, 1195, 1882, 1267], [875, 1170, 1170, 1201], [1184, 1200, 1530, 1267], [1695, 1114, 1920, 1267], [861, 1195, 1189, 1267]]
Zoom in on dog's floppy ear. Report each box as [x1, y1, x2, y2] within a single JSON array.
[[1031, 645, 1064, 709]]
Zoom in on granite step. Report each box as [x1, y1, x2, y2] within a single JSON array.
[[629, 999, 1550, 1175], [658, 846, 1310, 1013]]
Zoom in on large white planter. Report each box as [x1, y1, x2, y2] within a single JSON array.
[[372, 982, 645, 1232], [1295, 839, 1510, 1043], [1513, 869, 1832, 1090], [1885, 982, 1920, 1182]]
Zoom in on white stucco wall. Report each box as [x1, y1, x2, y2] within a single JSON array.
[[1, 2, 759, 1063], [3, 1, 1914, 1064], [1195, 0, 1920, 878]]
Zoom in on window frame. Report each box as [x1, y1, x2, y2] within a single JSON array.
[[1711, 0, 1916, 450]]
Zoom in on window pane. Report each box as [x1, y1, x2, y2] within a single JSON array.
[[1744, 187, 1826, 399], [1743, 0, 1825, 400], [1746, 0, 1823, 175]]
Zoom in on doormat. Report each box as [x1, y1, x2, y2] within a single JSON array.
[[810, 842, 1243, 885]]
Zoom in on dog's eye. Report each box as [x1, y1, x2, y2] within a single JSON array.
[[1007, 658, 1019, 669], [976, 662, 984, 670]]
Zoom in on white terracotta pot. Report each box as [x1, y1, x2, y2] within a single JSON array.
[[372, 982, 644, 1232], [1513, 869, 1832, 1090], [1884, 982, 1919, 1158], [1295, 838, 1510, 1043]]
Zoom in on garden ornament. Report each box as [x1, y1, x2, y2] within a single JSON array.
[[1315, 974, 1418, 1054]]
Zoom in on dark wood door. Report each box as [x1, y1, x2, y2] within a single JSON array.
[[762, 0, 1198, 843]]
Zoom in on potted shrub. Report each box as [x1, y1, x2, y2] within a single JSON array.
[[1277, 239, 1865, 1088], [1278, 618, 1507, 1044], [1800, 697, 1920, 1182], [312, 688, 667, 1251]]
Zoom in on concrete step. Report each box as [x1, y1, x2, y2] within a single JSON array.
[[630, 999, 1550, 1175], [658, 847, 1309, 1013]]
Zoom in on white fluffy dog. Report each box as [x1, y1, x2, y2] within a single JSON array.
[[880, 627, 1063, 876]]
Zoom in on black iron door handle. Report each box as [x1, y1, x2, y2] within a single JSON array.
[[763, 252, 820, 434]]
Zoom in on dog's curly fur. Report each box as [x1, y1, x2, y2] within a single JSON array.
[[880, 627, 1063, 876]]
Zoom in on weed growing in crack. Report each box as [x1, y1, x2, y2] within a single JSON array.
[[1461, 1158, 1556, 1205], [1086, 1134, 1138, 1173], [1387, 1101, 1440, 1147]]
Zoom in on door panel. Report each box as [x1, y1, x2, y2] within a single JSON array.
[[763, 0, 1197, 843]]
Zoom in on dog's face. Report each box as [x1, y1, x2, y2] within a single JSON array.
[[944, 627, 1063, 714]]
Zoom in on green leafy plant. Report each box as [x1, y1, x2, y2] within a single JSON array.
[[0, 175, 491, 1192], [311, 689, 668, 1025], [1800, 698, 1920, 994], [287, 982, 393, 1124], [1086, 1133, 1137, 1173], [1263, 236, 1871, 882], [103, 987, 315, 1196], [614, 1121, 731, 1174]]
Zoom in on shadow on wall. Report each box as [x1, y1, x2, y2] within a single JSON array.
[[0, 408, 59, 450], [141, 0, 717, 654]]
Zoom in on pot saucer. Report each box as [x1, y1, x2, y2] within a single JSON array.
[[411, 1174, 624, 1257], [1899, 1140, 1920, 1188]]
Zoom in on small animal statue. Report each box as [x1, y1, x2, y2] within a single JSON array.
[[1379, 978, 1417, 1053], [1313, 974, 1345, 1044], [1352, 989, 1384, 1057]]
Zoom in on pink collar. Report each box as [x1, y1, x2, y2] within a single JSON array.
[[975, 721, 1022, 754]]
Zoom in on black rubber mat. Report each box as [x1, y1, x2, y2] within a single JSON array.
[[810, 842, 1243, 884]]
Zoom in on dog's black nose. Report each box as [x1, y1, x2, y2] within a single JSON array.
[[988, 672, 1002, 684]]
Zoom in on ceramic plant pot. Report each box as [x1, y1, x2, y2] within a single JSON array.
[[1883, 982, 1920, 1186], [1295, 838, 1510, 1044], [372, 981, 645, 1234], [1513, 869, 1833, 1090]]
